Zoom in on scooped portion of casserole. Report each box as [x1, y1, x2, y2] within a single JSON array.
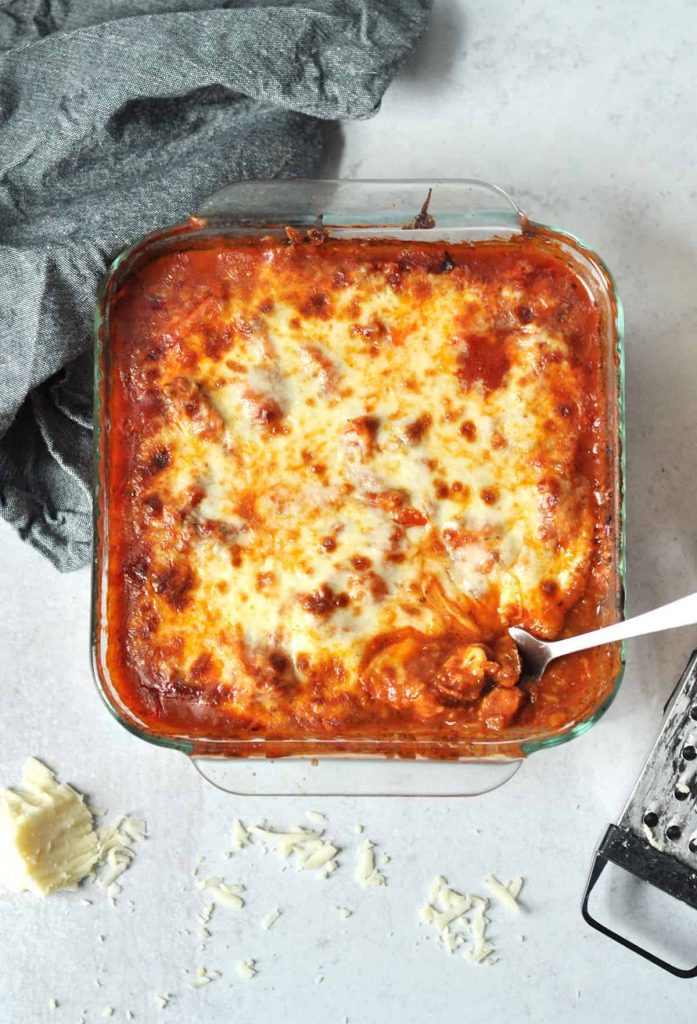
[[102, 232, 617, 748]]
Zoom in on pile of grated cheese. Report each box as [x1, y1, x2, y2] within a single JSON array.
[[419, 873, 524, 965], [0, 758, 145, 898]]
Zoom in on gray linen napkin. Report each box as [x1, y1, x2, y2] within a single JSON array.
[[0, 0, 430, 571]]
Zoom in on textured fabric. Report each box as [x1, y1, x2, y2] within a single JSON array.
[[0, 0, 430, 571]]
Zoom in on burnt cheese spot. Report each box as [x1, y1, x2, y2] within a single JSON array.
[[190, 653, 213, 680], [269, 651, 290, 673], [303, 292, 330, 318], [147, 446, 171, 475], [251, 395, 285, 434], [395, 507, 428, 527], [152, 562, 195, 612], [299, 583, 351, 617], [481, 487, 499, 505], [404, 413, 432, 444], [367, 572, 388, 600], [460, 420, 477, 441], [351, 555, 372, 570], [143, 493, 163, 516], [345, 415, 380, 456]]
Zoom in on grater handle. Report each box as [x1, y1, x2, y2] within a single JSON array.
[[551, 590, 697, 659], [582, 826, 697, 979]]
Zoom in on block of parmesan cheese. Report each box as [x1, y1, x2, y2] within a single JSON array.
[[0, 758, 101, 896]]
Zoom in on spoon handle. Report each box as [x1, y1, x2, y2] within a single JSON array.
[[550, 591, 697, 658]]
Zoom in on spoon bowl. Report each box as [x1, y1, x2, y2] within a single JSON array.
[[509, 589, 697, 681]]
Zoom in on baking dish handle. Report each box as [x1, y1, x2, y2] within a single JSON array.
[[190, 755, 522, 797], [197, 178, 526, 230]]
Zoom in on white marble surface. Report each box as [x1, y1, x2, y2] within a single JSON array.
[[3, 1, 697, 1020]]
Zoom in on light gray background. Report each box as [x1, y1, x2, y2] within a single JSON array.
[[2, 1, 697, 1020]]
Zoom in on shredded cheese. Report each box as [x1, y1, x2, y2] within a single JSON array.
[[197, 877, 245, 910], [355, 840, 386, 889], [260, 908, 281, 930], [249, 823, 340, 878], [484, 873, 523, 913], [236, 959, 257, 979], [231, 819, 250, 851], [198, 902, 215, 925]]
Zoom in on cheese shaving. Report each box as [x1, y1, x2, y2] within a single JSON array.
[[198, 902, 214, 924], [260, 908, 281, 930], [507, 877, 524, 901], [236, 959, 257, 979], [642, 822, 665, 851], [420, 876, 494, 964], [355, 840, 386, 889], [100, 847, 133, 889], [231, 819, 250, 851], [465, 896, 493, 964], [191, 966, 219, 988], [198, 877, 245, 909], [485, 873, 523, 913], [121, 817, 147, 842], [249, 823, 340, 878], [337, 906, 352, 919]]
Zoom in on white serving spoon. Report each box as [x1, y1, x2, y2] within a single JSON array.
[[509, 591, 697, 680]]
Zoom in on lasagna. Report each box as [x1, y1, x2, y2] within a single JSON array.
[[100, 231, 619, 751]]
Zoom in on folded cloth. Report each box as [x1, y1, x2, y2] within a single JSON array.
[[0, 0, 430, 571]]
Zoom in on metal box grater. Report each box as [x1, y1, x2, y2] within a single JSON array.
[[583, 649, 697, 977]]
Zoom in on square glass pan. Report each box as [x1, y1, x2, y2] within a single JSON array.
[[92, 179, 625, 796]]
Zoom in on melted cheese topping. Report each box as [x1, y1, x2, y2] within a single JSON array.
[[104, 234, 612, 743]]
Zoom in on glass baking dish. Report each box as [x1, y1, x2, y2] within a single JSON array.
[[92, 179, 625, 795]]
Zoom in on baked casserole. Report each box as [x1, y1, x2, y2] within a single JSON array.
[[96, 224, 620, 756]]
